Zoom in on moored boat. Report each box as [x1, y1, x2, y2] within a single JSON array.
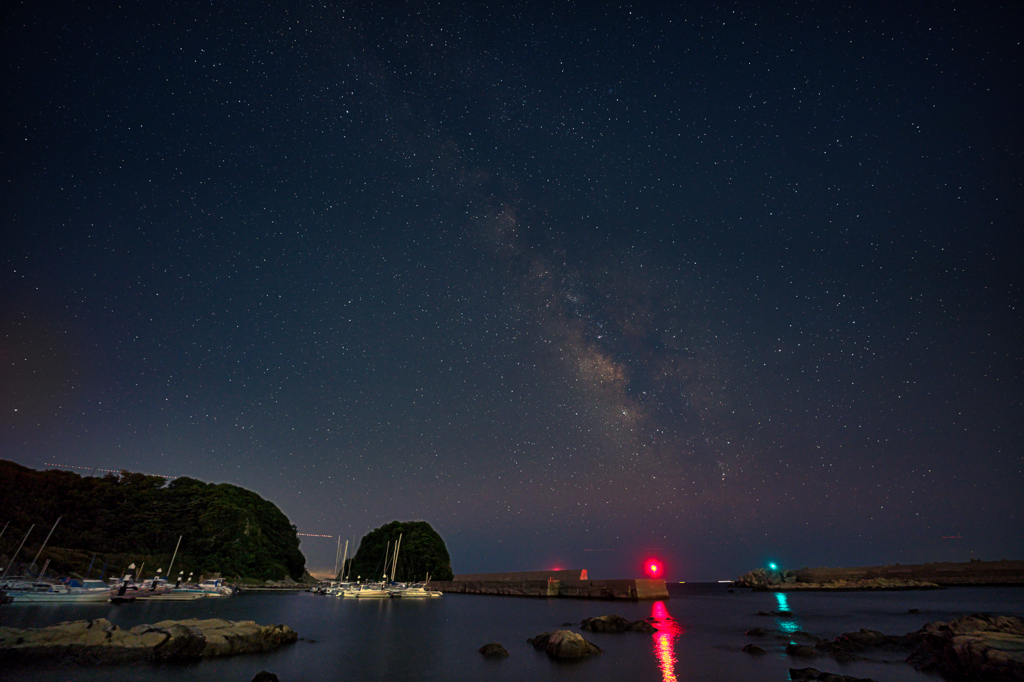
[[6, 581, 111, 603], [390, 582, 441, 598]]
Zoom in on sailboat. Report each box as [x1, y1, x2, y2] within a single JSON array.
[[347, 536, 400, 598]]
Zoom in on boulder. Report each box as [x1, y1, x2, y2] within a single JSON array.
[[251, 673, 280, 682], [746, 627, 768, 637], [0, 618, 297, 665], [580, 615, 655, 633], [742, 643, 766, 655], [790, 668, 880, 682], [527, 630, 602, 659], [478, 642, 509, 658], [905, 613, 1024, 682], [786, 643, 822, 658], [835, 628, 903, 651]]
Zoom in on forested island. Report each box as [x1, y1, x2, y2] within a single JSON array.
[[346, 520, 454, 582], [0, 460, 306, 582]]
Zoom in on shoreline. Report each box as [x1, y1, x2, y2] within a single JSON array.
[[736, 559, 1024, 590]]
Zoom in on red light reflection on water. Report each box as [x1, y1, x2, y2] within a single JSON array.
[[650, 600, 684, 682]]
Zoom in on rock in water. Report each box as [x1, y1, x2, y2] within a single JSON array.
[[742, 644, 766, 655], [251, 673, 280, 682], [905, 613, 1024, 682], [580, 615, 656, 633], [786, 643, 821, 658], [790, 668, 880, 682], [0, 618, 298, 665], [478, 642, 509, 658], [527, 630, 602, 659]]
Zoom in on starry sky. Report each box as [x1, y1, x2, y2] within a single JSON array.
[[2, 1, 1022, 581]]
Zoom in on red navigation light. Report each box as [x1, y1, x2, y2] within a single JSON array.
[[645, 559, 663, 577]]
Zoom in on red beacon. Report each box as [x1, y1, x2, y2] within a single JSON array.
[[645, 559, 663, 578]]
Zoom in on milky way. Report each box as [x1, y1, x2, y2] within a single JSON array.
[[2, 1, 1021, 579]]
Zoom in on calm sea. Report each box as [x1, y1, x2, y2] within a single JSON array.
[[2, 583, 1022, 681]]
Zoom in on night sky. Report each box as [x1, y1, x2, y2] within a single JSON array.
[[3, 2, 1022, 581]]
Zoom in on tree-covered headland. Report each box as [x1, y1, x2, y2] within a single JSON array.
[[0, 460, 306, 582], [346, 520, 454, 582]]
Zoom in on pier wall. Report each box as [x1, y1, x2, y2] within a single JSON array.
[[431, 577, 668, 600]]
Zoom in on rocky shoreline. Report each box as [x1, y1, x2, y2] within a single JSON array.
[[0, 618, 298, 665], [736, 567, 942, 591], [736, 560, 1024, 590], [743, 613, 1024, 682], [757, 576, 941, 591]]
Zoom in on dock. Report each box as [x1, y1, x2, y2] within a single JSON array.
[[431, 570, 669, 600]]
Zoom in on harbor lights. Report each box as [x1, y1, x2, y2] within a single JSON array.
[[645, 559, 664, 578]]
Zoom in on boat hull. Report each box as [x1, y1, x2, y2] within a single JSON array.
[[8, 591, 110, 603]]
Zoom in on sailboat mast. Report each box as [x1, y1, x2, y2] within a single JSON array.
[[339, 540, 349, 581], [347, 537, 356, 580], [0, 524, 34, 580], [28, 517, 61, 574], [166, 535, 183, 577], [334, 535, 342, 578], [390, 533, 403, 581]]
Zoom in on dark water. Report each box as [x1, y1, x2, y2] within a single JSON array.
[[2, 584, 1022, 681]]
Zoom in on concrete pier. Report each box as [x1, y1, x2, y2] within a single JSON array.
[[432, 570, 668, 600]]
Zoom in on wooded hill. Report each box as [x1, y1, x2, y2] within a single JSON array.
[[0, 460, 306, 581], [346, 520, 454, 582]]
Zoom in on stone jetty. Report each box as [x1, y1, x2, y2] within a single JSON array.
[[0, 618, 298, 665], [432, 570, 668, 600]]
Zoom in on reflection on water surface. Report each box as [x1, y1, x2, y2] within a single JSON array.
[[650, 600, 684, 682], [774, 592, 801, 635]]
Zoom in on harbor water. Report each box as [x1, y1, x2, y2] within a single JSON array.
[[2, 583, 1022, 681]]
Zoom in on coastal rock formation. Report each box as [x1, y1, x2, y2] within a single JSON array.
[[527, 630, 602, 659], [742, 643, 766, 655], [777, 578, 940, 591], [794, 560, 1024, 586], [0, 618, 297, 665], [580, 615, 656, 633], [905, 614, 1024, 682], [786, 643, 822, 658], [478, 642, 509, 658], [736, 566, 939, 590], [735, 567, 797, 588], [772, 614, 1024, 681], [251, 673, 280, 682]]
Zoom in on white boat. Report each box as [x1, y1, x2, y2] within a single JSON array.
[[7, 581, 111, 603], [327, 582, 355, 597], [348, 583, 389, 598], [196, 579, 234, 596], [390, 583, 441, 598]]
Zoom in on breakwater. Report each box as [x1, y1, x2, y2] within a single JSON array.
[[432, 577, 668, 600], [793, 559, 1024, 586]]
